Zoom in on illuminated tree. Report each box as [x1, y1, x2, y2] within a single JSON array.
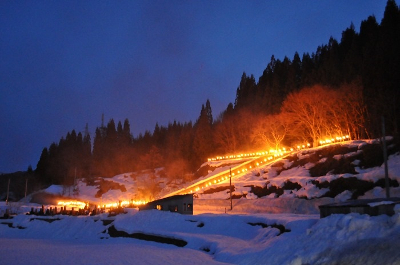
[[176, 122, 194, 169], [140, 145, 163, 170], [282, 83, 367, 146], [281, 85, 336, 147], [137, 174, 161, 202], [331, 80, 368, 139], [251, 113, 289, 150], [214, 118, 239, 153], [164, 158, 190, 182], [214, 107, 257, 153], [213, 104, 240, 153]]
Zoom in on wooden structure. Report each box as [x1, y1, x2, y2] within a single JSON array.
[[139, 194, 193, 215], [319, 198, 400, 218]]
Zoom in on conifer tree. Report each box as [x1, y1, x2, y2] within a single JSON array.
[[193, 101, 214, 165], [36, 147, 50, 184], [234, 73, 257, 110], [123, 119, 131, 142]]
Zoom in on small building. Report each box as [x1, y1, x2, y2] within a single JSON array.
[[139, 194, 193, 215], [319, 198, 400, 218]]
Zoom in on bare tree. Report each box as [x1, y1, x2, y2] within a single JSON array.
[[139, 145, 164, 170], [281, 84, 367, 146], [337, 81, 368, 139], [164, 158, 190, 183], [137, 174, 161, 202], [281, 85, 336, 147], [213, 109, 256, 153], [213, 116, 240, 153], [252, 113, 289, 150]]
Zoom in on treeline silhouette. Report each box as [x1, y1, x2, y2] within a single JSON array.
[[35, 102, 212, 185], [35, 0, 400, 186]]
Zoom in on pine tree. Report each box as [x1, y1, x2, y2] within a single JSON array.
[[92, 127, 105, 176], [117, 121, 123, 136], [234, 72, 257, 110], [36, 147, 50, 184], [205, 99, 213, 124], [82, 130, 92, 178], [193, 101, 214, 165], [123, 119, 131, 141]]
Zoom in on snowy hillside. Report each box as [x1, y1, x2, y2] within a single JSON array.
[[27, 139, 400, 214], [1, 139, 400, 264]]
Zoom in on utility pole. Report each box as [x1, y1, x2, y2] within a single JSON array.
[[6, 178, 10, 205], [382, 116, 390, 198], [73, 167, 79, 196], [230, 167, 232, 210], [25, 178, 28, 202]]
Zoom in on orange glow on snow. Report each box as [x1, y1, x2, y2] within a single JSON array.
[[57, 201, 86, 209]]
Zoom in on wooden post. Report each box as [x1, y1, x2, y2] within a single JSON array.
[[25, 178, 28, 202], [230, 168, 232, 211], [6, 178, 10, 205], [382, 116, 390, 198]]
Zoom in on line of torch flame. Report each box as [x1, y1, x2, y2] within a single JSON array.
[[190, 135, 350, 195], [207, 135, 350, 162], [57, 200, 147, 210]]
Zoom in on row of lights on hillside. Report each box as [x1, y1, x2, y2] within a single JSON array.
[[208, 135, 351, 162], [208, 144, 308, 162], [319, 135, 350, 145], [187, 149, 293, 194], [191, 135, 351, 195], [208, 152, 271, 161]]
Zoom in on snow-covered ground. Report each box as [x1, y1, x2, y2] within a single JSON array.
[[1, 140, 400, 264], [1, 205, 400, 264]]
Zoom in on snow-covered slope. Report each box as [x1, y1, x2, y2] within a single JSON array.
[[32, 139, 400, 214], [1, 139, 400, 264]]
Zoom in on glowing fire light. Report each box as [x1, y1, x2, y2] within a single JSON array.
[[319, 135, 350, 146], [57, 201, 86, 209], [58, 199, 147, 210], [208, 135, 350, 162], [180, 135, 353, 196]]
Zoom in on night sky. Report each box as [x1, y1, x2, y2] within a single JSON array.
[[0, 1, 388, 173]]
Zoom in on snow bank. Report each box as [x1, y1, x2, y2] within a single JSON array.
[[1, 209, 399, 264]]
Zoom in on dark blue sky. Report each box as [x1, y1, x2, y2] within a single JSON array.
[[0, 1, 388, 173]]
